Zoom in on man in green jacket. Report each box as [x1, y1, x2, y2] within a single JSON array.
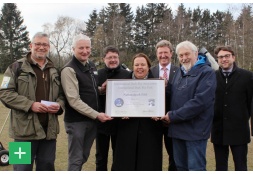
[[0, 32, 65, 171]]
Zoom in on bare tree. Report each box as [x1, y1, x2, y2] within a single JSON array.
[[42, 16, 85, 68]]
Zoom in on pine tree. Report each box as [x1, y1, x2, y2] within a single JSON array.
[[119, 3, 134, 59], [133, 5, 148, 53], [0, 3, 30, 72], [85, 9, 98, 37], [105, 3, 121, 46], [191, 7, 202, 45]]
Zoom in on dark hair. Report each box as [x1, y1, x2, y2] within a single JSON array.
[[132, 53, 151, 68], [103, 46, 119, 58], [214, 45, 235, 56]]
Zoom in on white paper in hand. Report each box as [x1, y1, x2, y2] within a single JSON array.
[[41, 100, 58, 106]]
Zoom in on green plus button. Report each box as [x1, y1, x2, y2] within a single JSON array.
[[9, 142, 31, 164]]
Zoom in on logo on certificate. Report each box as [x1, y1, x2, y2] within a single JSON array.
[[114, 98, 124, 107], [148, 99, 155, 106]]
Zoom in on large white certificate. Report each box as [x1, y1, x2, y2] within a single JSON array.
[[106, 79, 165, 117]]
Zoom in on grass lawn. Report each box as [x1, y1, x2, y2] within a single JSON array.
[[0, 74, 3, 84]]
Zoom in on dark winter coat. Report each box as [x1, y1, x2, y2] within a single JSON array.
[[211, 63, 253, 145], [97, 65, 131, 135], [167, 55, 217, 141], [112, 71, 163, 171]]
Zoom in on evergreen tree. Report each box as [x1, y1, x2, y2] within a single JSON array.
[[200, 9, 212, 47], [85, 9, 98, 37], [144, 3, 157, 59], [156, 7, 174, 43], [173, 3, 188, 43], [211, 10, 227, 48], [0, 3, 30, 72], [148, 3, 170, 60], [133, 5, 148, 53], [97, 7, 108, 39], [191, 7, 203, 45], [119, 3, 134, 60], [90, 7, 108, 57], [105, 3, 121, 46]]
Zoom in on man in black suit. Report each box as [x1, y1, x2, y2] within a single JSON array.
[[150, 40, 178, 171], [211, 45, 253, 171]]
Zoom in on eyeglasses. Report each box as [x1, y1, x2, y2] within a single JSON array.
[[105, 56, 119, 60], [217, 54, 232, 60], [33, 42, 49, 48]]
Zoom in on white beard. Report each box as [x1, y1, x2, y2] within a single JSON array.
[[182, 62, 193, 72]]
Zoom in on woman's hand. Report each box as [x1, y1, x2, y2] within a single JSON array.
[[151, 117, 160, 121]]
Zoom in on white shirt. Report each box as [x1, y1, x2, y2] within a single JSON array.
[[159, 63, 171, 80]]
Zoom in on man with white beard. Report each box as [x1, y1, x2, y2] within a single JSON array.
[[161, 41, 216, 171]]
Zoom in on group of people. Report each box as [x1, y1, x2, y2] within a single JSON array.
[[0, 32, 252, 171]]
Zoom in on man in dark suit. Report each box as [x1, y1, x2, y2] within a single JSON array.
[[211, 45, 253, 171], [96, 46, 130, 171], [150, 40, 178, 171]]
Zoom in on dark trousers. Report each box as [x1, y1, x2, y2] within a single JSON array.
[[163, 127, 177, 171], [213, 144, 248, 171], [95, 133, 116, 171], [13, 139, 56, 171], [65, 121, 97, 171]]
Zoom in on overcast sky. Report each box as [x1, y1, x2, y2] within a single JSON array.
[[0, 1, 249, 39]]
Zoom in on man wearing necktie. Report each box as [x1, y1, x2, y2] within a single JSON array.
[[150, 40, 179, 171], [211, 45, 253, 171]]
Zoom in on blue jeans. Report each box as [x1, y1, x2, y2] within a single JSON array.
[[172, 138, 207, 171]]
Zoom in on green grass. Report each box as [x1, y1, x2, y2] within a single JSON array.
[[0, 73, 252, 170], [0, 74, 3, 84]]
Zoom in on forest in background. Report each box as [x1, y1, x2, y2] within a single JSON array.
[[0, 3, 253, 72]]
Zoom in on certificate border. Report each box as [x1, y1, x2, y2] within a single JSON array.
[[105, 79, 165, 117]]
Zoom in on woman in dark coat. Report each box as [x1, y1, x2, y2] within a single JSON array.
[[112, 53, 163, 171]]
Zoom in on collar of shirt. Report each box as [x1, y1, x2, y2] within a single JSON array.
[[222, 64, 233, 73], [222, 67, 233, 74], [31, 57, 48, 70], [159, 63, 171, 77], [77, 59, 89, 67]]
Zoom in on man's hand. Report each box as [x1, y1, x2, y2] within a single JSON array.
[[47, 103, 61, 114], [99, 81, 107, 94], [159, 76, 168, 87], [160, 112, 170, 124], [96, 113, 113, 122], [31, 102, 48, 113]]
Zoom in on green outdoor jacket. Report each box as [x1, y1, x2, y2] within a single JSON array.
[[0, 54, 65, 140]]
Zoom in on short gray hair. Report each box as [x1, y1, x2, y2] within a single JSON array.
[[72, 34, 91, 48], [31, 32, 49, 43], [156, 40, 173, 52], [175, 41, 198, 55]]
